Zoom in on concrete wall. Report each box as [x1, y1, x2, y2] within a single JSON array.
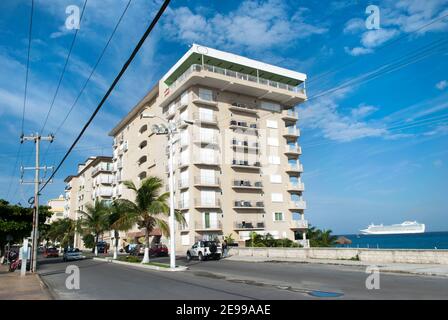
[[229, 247, 448, 264]]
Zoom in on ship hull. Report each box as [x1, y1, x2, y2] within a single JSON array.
[[360, 225, 425, 235]]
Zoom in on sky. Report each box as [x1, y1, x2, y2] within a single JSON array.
[[0, 0, 447, 234]]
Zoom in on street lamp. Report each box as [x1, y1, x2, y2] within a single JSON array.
[[141, 112, 193, 269]]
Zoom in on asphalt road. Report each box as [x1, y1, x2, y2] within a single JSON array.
[[37, 255, 448, 300]]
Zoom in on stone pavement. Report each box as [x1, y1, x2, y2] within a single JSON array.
[[227, 255, 448, 277], [0, 264, 51, 300]]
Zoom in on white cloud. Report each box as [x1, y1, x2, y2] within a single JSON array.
[[351, 104, 379, 118], [344, 46, 373, 56], [343, 18, 365, 34], [361, 29, 399, 48], [436, 80, 447, 90], [162, 0, 327, 52]]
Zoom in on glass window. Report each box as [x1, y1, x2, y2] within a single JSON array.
[[274, 212, 284, 221]]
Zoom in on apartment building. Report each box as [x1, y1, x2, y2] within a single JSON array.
[[47, 195, 66, 223], [63, 156, 114, 248], [109, 44, 309, 250]]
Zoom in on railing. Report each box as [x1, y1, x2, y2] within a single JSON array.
[[282, 109, 299, 119], [284, 126, 300, 136], [178, 223, 189, 231], [231, 139, 259, 149], [229, 120, 258, 130], [195, 155, 221, 165], [194, 198, 221, 207], [234, 221, 265, 229], [285, 144, 301, 154], [195, 221, 222, 230], [178, 157, 190, 167], [96, 176, 115, 185], [287, 162, 304, 172], [178, 200, 189, 210], [92, 164, 113, 176], [229, 102, 257, 113], [231, 159, 261, 168], [291, 219, 308, 229], [177, 178, 189, 189], [117, 160, 123, 169], [168, 64, 306, 95], [232, 180, 263, 188], [193, 134, 219, 145], [234, 201, 264, 208], [193, 112, 218, 123], [288, 182, 305, 191], [289, 200, 307, 210], [194, 176, 220, 186], [95, 188, 113, 197]]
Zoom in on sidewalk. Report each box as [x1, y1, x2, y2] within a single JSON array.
[[0, 265, 51, 300], [227, 255, 448, 278]]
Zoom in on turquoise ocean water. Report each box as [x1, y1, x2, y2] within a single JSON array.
[[335, 231, 448, 249]]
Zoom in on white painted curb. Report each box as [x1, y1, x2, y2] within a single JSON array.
[[93, 257, 188, 272]]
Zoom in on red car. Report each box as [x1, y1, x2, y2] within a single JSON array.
[[149, 244, 168, 257], [43, 247, 59, 258]]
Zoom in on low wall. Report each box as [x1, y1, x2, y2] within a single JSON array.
[[229, 247, 448, 264]]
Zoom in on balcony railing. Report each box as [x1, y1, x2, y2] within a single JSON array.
[[282, 109, 299, 120], [193, 112, 218, 124], [193, 134, 219, 145], [287, 182, 305, 192], [232, 180, 263, 189], [229, 102, 258, 114], [178, 200, 189, 210], [231, 159, 261, 169], [92, 164, 113, 176], [178, 223, 189, 231], [234, 221, 265, 229], [290, 219, 308, 229], [285, 144, 302, 155], [195, 221, 222, 230], [231, 139, 259, 150], [95, 188, 113, 197], [169, 64, 306, 95], [194, 198, 221, 208], [289, 200, 307, 210], [96, 176, 115, 185], [283, 126, 300, 137], [178, 178, 189, 189], [229, 120, 258, 131], [194, 155, 221, 166], [233, 201, 264, 209], [194, 176, 220, 186], [286, 162, 304, 173]]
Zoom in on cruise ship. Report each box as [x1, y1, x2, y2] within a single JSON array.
[[360, 221, 425, 235]]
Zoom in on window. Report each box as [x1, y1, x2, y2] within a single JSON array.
[[271, 193, 283, 202], [138, 172, 147, 180], [260, 101, 280, 112], [139, 140, 147, 149], [199, 88, 213, 101], [273, 212, 284, 221], [180, 90, 189, 105], [266, 120, 278, 129], [137, 156, 147, 166], [270, 174, 282, 183], [267, 137, 279, 146], [139, 125, 147, 135]]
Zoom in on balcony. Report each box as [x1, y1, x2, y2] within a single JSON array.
[[195, 221, 222, 231], [193, 134, 219, 146], [194, 198, 221, 209], [232, 180, 263, 190], [286, 162, 303, 175], [96, 176, 115, 185], [92, 164, 113, 176], [233, 200, 265, 210], [194, 176, 220, 187], [283, 126, 300, 138], [178, 223, 189, 232], [178, 158, 190, 169], [164, 103, 176, 119], [234, 221, 265, 230], [229, 102, 258, 115], [229, 120, 258, 132], [117, 161, 123, 169], [95, 188, 113, 197], [193, 112, 218, 125], [289, 200, 307, 210], [285, 144, 302, 156], [231, 159, 261, 170], [231, 139, 259, 152], [282, 109, 298, 122], [177, 178, 189, 190], [287, 182, 305, 192], [177, 200, 189, 211], [163, 64, 306, 108], [194, 155, 221, 166], [290, 219, 308, 230]]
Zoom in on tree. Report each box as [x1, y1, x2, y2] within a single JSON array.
[[0, 199, 52, 254], [78, 201, 110, 256], [306, 225, 337, 247], [114, 177, 185, 263], [108, 201, 134, 259], [45, 218, 77, 249]]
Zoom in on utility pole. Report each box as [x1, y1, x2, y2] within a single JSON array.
[[21, 133, 54, 273]]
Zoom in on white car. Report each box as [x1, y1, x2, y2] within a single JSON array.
[[62, 249, 85, 262], [186, 241, 222, 261]]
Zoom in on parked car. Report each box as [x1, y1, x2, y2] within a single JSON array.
[[63, 248, 85, 262], [149, 244, 168, 257], [186, 241, 222, 261], [43, 247, 59, 258], [96, 241, 108, 254]]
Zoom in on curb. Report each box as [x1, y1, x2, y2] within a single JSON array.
[[93, 257, 188, 272], [36, 273, 55, 300]]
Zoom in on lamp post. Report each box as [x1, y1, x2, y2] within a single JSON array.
[[140, 112, 192, 270]]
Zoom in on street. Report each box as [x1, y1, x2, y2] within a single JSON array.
[[37, 255, 448, 300]]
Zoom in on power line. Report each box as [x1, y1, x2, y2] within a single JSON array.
[[39, 0, 171, 193], [5, 0, 34, 200], [39, 0, 88, 135], [41, 0, 132, 165]]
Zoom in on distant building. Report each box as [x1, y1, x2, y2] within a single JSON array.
[[47, 195, 66, 223]]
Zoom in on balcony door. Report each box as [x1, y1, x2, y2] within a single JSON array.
[[200, 168, 215, 184], [199, 107, 214, 122], [203, 212, 217, 228], [201, 190, 215, 206]]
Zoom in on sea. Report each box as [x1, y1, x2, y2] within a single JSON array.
[[335, 231, 448, 250]]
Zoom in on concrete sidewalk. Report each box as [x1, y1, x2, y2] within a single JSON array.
[[227, 255, 448, 278], [0, 265, 51, 300]]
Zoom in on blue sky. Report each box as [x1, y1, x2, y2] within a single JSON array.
[[0, 0, 447, 234]]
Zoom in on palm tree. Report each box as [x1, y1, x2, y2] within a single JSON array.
[[78, 201, 110, 256], [46, 218, 77, 250], [108, 201, 134, 259], [114, 176, 185, 263]]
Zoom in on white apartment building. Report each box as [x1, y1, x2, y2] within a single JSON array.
[[108, 44, 309, 251], [64, 156, 114, 248], [47, 195, 66, 223]]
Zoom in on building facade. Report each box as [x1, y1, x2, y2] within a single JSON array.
[[63, 156, 114, 248], [108, 44, 309, 251], [47, 195, 66, 223]]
